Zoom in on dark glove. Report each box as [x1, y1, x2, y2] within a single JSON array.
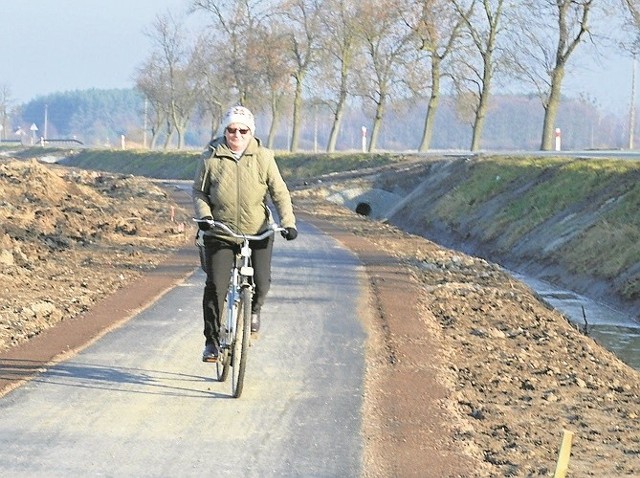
[[198, 216, 213, 231], [281, 227, 298, 241]]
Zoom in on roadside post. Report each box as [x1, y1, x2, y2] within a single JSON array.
[[361, 126, 367, 153], [553, 429, 574, 478], [15, 127, 24, 145], [30, 123, 38, 146], [555, 128, 561, 151]]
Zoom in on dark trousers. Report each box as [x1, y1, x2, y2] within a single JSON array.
[[202, 235, 274, 344]]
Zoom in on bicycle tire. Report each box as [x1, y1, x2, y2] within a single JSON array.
[[231, 287, 252, 398], [216, 300, 232, 382], [216, 349, 230, 382]]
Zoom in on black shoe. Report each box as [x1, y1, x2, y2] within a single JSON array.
[[251, 313, 260, 333], [202, 342, 219, 362]]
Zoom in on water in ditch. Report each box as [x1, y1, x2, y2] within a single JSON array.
[[511, 272, 640, 371]]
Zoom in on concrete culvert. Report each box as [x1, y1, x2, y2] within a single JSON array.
[[355, 202, 372, 216]]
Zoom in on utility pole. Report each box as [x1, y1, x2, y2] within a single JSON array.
[[313, 103, 318, 153], [143, 98, 148, 149], [44, 104, 48, 142], [629, 56, 637, 150]]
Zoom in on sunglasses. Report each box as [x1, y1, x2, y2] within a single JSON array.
[[226, 127, 250, 135]]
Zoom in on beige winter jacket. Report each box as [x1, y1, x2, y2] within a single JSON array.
[[192, 136, 296, 240]]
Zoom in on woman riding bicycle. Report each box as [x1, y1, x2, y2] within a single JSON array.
[[192, 105, 298, 362]]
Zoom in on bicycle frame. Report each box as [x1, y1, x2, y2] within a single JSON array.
[[222, 240, 253, 349], [193, 219, 284, 397]]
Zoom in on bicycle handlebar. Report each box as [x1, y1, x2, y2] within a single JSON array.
[[193, 218, 285, 241]]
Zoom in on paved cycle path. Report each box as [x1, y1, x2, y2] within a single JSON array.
[[0, 220, 366, 477]]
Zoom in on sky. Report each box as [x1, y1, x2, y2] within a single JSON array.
[[0, 0, 196, 103], [0, 1, 636, 116]]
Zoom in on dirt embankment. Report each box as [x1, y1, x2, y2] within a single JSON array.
[[312, 155, 640, 319], [0, 159, 191, 353]]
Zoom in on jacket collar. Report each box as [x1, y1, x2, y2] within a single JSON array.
[[208, 136, 261, 158]]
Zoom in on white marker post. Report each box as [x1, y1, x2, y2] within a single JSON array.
[[361, 126, 367, 152], [30, 123, 38, 146], [555, 128, 561, 151]]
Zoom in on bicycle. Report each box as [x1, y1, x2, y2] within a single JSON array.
[[194, 218, 285, 398]]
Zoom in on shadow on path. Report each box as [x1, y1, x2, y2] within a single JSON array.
[[0, 358, 231, 399]]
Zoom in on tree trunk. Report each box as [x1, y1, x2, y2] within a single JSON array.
[[163, 119, 174, 150], [368, 92, 386, 152], [419, 56, 441, 152], [150, 116, 162, 149], [471, 71, 491, 152], [327, 90, 347, 152], [176, 129, 184, 149], [267, 94, 281, 149], [470, 95, 486, 151], [176, 120, 188, 149], [290, 74, 304, 152], [541, 66, 565, 150]]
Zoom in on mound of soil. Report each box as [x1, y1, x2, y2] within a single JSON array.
[[0, 159, 191, 352]]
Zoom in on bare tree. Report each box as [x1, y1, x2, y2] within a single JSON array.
[[251, 22, 295, 148], [276, 0, 324, 152], [354, 0, 414, 152], [506, 0, 596, 151], [449, 0, 505, 152], [137, 12, 201, 149], [136, 54, 171, 149], [404, 0, 466, 151], [191, 33, 231, 140], [622, 0, 640, 24], [0, 85, 11, 141], [190, 0, 276, 107], [124, 0, 630, 151], [619, 0, 640, 148], [191, 0, 295, 147], [170, 58, 202, 149], [314, 0, 362, 152]]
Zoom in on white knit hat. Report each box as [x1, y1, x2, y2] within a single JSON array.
[[222, 105, 256, 133]]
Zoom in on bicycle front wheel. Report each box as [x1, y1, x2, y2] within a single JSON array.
[[231, 287, 252, 398], [216, 299, 233, 382]]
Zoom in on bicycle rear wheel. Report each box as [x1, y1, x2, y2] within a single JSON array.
[[231, 287, 252, 398]]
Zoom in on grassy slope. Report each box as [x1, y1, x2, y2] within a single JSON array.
[[376, 154, 640, 310], [45, 149, 397, 181], [468, 157, 638, 294]]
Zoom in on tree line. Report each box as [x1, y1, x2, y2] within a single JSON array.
[[1, 87, 630, 151], [3, 1, 640, 152], [133, 0, 640, 152]]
